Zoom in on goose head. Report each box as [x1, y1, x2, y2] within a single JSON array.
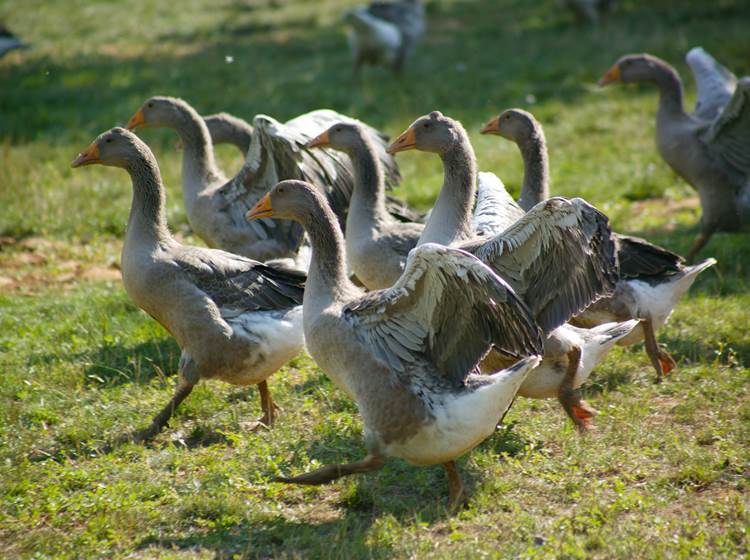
[[246, 180, 323, 224], [599, 54, 666, 86], [387, 111, 461, 156], [306, 122, 366, 153], [72, 127, 142, 169], [481, 108, 537, 143], [126, 96, 191, 130]]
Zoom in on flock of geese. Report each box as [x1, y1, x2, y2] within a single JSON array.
[[69, 45, 747, 510]]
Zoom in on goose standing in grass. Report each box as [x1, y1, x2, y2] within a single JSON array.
[[71, 128, 306, 441], [388, 111, 626, 430], [481, 108, 717, 381], [598, 50, 750, 261], [247, 179, 543, 510], [343, 0, 425, 77], [126, 97, 410, 263]]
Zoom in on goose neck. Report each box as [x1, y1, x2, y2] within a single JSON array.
[[517, 129, 550, 211], [124, 151, 171, 245]]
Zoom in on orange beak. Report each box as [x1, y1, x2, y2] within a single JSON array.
[[387, 126, 416, 154], [126, 108, 146, 130], [246, 193, 274, 221], [306, 130, 330, 149], [481, 117, 501, 135], [71, 143, 101, 168], [598, 64, 622, 87]]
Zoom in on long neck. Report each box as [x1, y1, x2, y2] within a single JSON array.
[[419, 137, 477, 246], [651, 62, 686, 120], [517, 126, 550, 211], [299, 198, 356, 312], [345, 137, 390, 233], [124, 149, 171, 245], [171, 107, 222, 203]]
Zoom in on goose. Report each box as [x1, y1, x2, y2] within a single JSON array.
[[481, 108, 717, 380], [306, 121, 424, 290], [388, 111, 625, 430], [247, 179, 543, 510], [125, 97, 407, 263], [343, 0, 425, 76], [0, 24, 30, 58], [598, 50, 750, 261], [71, 128, 306, 441]]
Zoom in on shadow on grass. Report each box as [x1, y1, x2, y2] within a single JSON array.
[[82, 337, 181, 387]]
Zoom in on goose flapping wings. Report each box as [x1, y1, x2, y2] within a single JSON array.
[[173, 246, 305, 313], [686, 47, 737, 121], [614, 234, 683, 280], [460, 197, 619, 334], [343, 243, 544, 386], [701, 78, 750, 183]]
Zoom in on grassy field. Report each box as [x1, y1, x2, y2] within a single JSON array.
[[1, 0, 749, 557]]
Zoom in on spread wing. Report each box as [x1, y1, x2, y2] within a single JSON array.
[[343, 243, 543, 386], [701, 78, 750, 183], [461, 197, 618, 334], [472, 171, 525, 237], [615, 234, 683, 279], [174, 246, 305, 313], [686, 47, 737, 121]]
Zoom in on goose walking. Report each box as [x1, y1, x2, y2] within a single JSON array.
[[388, 111, 625, 430], [71, 128, 306, 441], [247, 179, 543, 510]]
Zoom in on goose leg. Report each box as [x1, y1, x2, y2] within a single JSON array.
[[642, 318, 672, 383], [132, 381, 195, 443], [255, 380, 280, 428], [558, 346, 596, 432], [686, 230, 713, 264], [275, 454, 385, 485], [443, 460, 468, 512]]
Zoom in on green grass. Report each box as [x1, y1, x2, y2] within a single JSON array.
[[1, 0, 750, 557]]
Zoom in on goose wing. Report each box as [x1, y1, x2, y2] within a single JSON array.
[[461, 197, 618, 334], [686, 47, 737, 121], [614, 234, 683, 279], [174, 246, 305, 313], [472, 171, 525, 237], [343, 243, 543, 386], [701, 78, 750, 183]]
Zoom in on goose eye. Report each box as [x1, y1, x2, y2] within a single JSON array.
[[277, 187, 284, 194], [423, 123, 430, 129], [105, 138, 112, 143], [147, 103, 153, 108]]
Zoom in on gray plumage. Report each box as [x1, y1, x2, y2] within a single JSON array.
[[204, 112, 254, 156], [600, 52, 750, 261], [0, 25, 30, 58], [250, 179, 541, 504], [686, 47, 737, 121], [72, 127, 305, 439]]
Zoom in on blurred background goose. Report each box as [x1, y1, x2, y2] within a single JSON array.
[[481, 108, 717, 381], [72, 128, 306, 442], [388, 112, 623, 429], [247, 179, 543, 510], [126, 97, 415, 265], [599, 50, 750, 261], [560, 0, 616, 24], [343, 0, 425, 77], [0, 24, 30, 58]]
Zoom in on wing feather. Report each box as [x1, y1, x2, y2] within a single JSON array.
[[343, 243, 543, 386], [701, 78, 750, 182]]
